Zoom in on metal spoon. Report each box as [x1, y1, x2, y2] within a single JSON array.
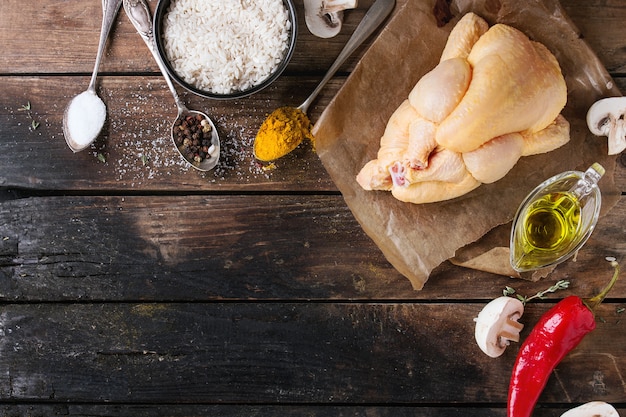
[[254, 0, 395, 161], [63, 0, 123, 153], [123, 0, 220, 171]]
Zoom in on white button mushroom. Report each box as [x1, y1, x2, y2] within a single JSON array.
[[304, 0, 358, 38], [560, 401, 620, 417], [586, 96, 626, 155], [474, 296, 524, 358]]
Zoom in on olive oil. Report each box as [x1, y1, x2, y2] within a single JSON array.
[[523, 192, 581, 250], [510, 163, 605, 272], [512, 191, 582, 271]]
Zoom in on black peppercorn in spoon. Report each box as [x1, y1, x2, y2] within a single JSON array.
[[123, 0, 220, 171]]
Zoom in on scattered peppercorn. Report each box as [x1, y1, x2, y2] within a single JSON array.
[[173, 113, 216, 165]]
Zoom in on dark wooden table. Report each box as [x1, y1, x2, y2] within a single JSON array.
[[1, 0, 625, 415]]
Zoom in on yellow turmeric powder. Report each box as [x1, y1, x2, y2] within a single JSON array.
[[253, 106, 314, 161]]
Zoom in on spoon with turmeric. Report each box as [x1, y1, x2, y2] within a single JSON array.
[[253, 0, 395, 162]]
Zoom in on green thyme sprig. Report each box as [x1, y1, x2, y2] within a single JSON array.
[[18, 101, 40, 131], [503, 279, 570, 305]]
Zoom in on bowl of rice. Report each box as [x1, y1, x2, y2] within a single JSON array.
[[154, 0, 297, 99]]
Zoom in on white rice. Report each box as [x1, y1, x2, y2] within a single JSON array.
[[162, 0, 291, 95]]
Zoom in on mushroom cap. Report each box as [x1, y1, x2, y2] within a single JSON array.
[[586, 97, 626, 135], [586, 96, 626, 155], [474, 296, 524, 358], [560, 401, 620, 417], [303, 0, 358, 38]]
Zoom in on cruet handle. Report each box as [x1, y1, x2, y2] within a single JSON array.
[[569, 162, 605, 200]]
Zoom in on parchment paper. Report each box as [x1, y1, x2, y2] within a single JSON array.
[[313, 0, 622, 290]]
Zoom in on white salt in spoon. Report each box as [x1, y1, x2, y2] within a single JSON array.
[[123, 0, 220, 171], [63, 0, 123, 153]]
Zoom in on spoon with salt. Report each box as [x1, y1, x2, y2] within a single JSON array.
[[254, 0, 395, 162], [63, 0, 123, 153], [123, 0, 220, 171]]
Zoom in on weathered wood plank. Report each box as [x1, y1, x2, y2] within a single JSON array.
[[0, 75, 337, 191], [0, 194, 412, 300], [561, 0, 626, 74], [0, 0, 376, 75], [2, 0, 625, 75], [1, 0, 624, 414], [1, 404, 625, 417], [1, 75, 625, 192], [1, 195, 624, 301], [0, 302, 624, 404]]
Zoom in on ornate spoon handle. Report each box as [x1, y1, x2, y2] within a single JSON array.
[[123, 0, 187, 114]]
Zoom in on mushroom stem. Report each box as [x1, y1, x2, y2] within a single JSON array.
[[304, 0, 358, 38], [608, 117, 626, 155], [499, 316, 524, 346]]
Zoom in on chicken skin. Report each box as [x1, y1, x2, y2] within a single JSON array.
[[356, 13, 570, 204]]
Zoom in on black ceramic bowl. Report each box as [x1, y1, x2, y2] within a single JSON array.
[[153, 0, 297, 100]]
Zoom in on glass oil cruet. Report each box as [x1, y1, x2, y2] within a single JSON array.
[[510, 162, 605, 272]]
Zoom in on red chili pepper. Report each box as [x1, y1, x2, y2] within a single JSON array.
[[507, 260, 620, 417]]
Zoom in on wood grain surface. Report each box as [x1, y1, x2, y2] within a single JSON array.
[[1, 0, 625, 415]]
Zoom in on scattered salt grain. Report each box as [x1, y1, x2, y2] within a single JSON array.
[[64, 90, 107, 147]]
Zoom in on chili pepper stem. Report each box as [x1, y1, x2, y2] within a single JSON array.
[[585, 258, 620, 311]]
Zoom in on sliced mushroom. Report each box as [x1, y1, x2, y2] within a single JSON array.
[[586, 96, 626, 155], [304, 0, 358, 38], [560, 401, 620, 417], [474, 296, 524, 358]]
